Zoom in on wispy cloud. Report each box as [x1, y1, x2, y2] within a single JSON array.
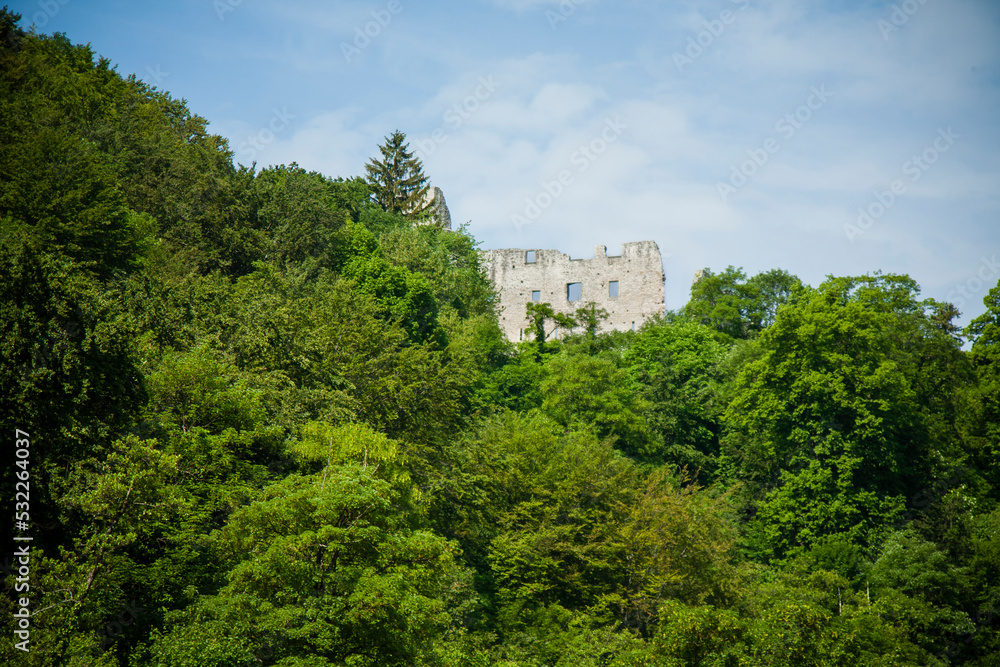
[[36, 0, 1000, 323]]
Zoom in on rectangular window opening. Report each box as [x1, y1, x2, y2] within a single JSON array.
[[609, 280, 619, 298], [525, 250, 536, 264], [567, 282, 582, 302], [531, 290, 541, 302]]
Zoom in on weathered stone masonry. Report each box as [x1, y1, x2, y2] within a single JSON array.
[[482, 241, 665, 341]]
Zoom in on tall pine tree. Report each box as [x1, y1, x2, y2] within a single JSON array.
[[365, 130, 431, 219]]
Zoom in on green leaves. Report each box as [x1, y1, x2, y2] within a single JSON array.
[[365, 130, 432, 219], [146, 345, 265, 435], [746, 458, 906, 562], [540, 353, 653, 458], [149, 466, 465, 666], [683, 266, 803, 340], [0, 123, 142, 278], [723, 277, 931, 560], [5, 12, 1000, 664], [344, 251, 441, 343], [0, 236, 145, 557], [69, 437, 186, 563], [624, 318, 728, 472], [615, 470, 739, 628], [379, 221, 497, 320], [241, 164, 350, 270], [960, 279, 1000, 493], [452, 413, 639, 617], [0, 437, 188, 662]]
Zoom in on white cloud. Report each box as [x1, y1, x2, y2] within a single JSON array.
[[183, 0, 1000, 324]]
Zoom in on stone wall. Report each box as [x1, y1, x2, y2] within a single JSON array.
[[482, 241, 665, 341], [415, 186, 452, 230]]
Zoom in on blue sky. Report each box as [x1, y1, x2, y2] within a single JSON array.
[[10, 0, 1000, 323]]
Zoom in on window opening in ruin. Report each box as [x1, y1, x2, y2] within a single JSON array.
[[609, 281, 619, 297], [531, 290, 541, 302], [525, 250, 536, 264], [567, 282, 582, 302]]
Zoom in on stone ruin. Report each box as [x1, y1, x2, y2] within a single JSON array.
[[481, 241, 666, 341]]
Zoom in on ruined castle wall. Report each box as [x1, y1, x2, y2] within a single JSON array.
[[415, 186, 452, 230], [482, 241, 665, 341]]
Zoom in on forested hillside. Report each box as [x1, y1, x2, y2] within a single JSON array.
[[2, 10, 999, 666]]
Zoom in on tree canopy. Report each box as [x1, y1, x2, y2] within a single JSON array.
[[2, 13, 999, 666], [365, 130, 432, 220]]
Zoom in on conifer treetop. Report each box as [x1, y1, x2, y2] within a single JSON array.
[[365, 130, 432, 219]]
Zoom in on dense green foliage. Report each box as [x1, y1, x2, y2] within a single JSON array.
[[2, 12, 999, 665]]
